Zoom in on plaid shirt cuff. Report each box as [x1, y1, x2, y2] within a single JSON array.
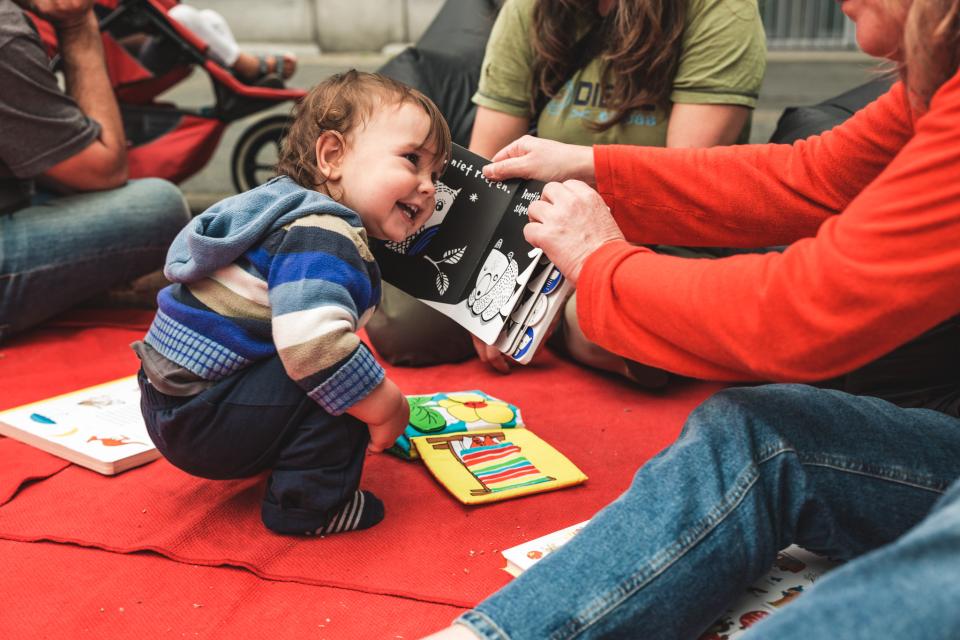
[[309, 345, 385, 415]]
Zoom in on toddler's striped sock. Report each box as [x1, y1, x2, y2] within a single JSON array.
[[309, 490, 383, 536]]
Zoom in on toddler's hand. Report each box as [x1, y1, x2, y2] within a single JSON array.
[[366, 392, 410, 454]]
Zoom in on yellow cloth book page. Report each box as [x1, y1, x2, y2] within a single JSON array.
[[413, 428, 587, 504]]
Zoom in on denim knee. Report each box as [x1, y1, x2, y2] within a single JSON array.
[[124, 178, 190, 242], [682, 386, 792, 456], [682, 384, 841, 460], [126, 178, 191, 235]]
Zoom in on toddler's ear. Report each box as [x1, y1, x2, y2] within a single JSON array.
[[314, 131, 345, 183]]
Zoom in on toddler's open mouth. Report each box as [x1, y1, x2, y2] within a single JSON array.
[[397, 202, 420, 221]]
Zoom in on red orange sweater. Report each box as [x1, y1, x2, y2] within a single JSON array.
[[582, 69, 960, 382]]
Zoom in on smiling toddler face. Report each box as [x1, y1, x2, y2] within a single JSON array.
[[334, 101, 445, 242]]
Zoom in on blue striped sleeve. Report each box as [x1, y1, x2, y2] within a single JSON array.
[[267, 217, 382, 413]]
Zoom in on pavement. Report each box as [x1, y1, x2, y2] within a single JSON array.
[[168, 48, 881, 212]]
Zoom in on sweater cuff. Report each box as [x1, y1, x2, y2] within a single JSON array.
[[308, 344, 385, 415], [594, 145, 614, 200], [577, 240, 652, 344]]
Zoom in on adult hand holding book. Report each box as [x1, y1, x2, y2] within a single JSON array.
[[524, 180, 625, 286], [371, 144, 573, 365], [481, 135, 597, 187]]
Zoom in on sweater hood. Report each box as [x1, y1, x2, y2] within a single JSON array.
[[164, 176, 361, 283]]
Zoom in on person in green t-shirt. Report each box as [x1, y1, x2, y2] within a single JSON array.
[[366, 0, 766, 378], [471, 0, 765, 156], [466, 0, 766, 379]]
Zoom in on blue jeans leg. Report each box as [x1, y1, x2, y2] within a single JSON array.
[[742, 477, 960, 640], [458, 384, 960, 640], [0, 178, 189, 340]]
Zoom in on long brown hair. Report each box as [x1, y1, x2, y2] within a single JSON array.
[[902, 0, 960, 107], [529, 0, 687, 131], [277, 70, 451, 190]]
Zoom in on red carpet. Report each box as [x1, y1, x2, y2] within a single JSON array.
[[0, 540, 462, 639], [0, 308, 723, 636], [0, 439, 69, 506]]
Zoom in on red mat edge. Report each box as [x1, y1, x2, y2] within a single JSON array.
[[0, 533, 480, 609], [0, 462, 72, 507]]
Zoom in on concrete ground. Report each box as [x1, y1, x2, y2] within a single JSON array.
[[165, 49, 882, 212]]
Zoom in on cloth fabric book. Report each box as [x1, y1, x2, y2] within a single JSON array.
[[412, 427, 587, 504], [371, 143, 573, 363], [500, 521, 840, 638], [389, 391, 524, 460], [0, 376, 159, 475]]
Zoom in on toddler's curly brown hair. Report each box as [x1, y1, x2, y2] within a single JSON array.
[[277, 70, 452, 190]]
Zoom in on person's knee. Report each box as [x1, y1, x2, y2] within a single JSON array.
[[683, 384, 814, 453], [366, 285, 474, 365], [128, 178, 190, 237]]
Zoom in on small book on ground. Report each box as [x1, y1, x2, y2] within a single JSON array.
[[390, 390, 525, 460], [0, 376, 159, 475], [501, 520, 590, 577], [501, 521, 840, 638], [412, 427, 587, 505], [372, 143, 573, 364]]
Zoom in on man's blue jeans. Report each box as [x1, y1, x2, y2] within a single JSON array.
[[0, 178, 190, 341], [458, 384, 960, 639]]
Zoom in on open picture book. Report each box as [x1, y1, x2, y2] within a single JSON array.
[[501, 521, 841, 639], [412, 427, 587, 505], [0, 376, 158, 475], [372, 143, 573, 363], [390, 391, 587, 504], [389, 390, 525, 460]]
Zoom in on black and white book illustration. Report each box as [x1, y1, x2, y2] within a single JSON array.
[[373, 144, 572, 360]]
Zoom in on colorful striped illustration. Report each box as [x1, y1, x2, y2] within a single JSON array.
[[457, 441, 553, 493]]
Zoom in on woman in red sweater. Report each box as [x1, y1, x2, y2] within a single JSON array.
[[426, 0, 960, 638]]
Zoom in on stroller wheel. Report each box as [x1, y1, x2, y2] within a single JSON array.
[[231, 115, 292, 192]]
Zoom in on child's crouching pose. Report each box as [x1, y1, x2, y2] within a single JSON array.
[[133, 70, 450, 535]]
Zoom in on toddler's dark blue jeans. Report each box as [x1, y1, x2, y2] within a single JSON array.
[[137, 354, 369, 534]]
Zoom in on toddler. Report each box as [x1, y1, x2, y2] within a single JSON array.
[[134, 70, 450, 535]]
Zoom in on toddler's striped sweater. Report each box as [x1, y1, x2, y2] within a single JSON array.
[[144, 176, 383, 415]]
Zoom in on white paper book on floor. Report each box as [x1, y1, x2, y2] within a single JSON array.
[[0, 375, 158, 475], [700, 545, 840, 638], [501, 520, 590, 577], [501, 521, 841, 638]]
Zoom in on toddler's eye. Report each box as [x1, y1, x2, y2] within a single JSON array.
[[404, 153, 420, 166]]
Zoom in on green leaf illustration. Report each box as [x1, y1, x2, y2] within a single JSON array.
[[409, 404, 448, 433]]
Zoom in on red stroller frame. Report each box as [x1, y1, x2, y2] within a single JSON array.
[[29, 0, 306, 192]]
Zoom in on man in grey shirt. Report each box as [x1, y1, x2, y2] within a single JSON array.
[[0, 0, 190, 341]]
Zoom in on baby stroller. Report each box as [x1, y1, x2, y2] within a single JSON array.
[[27, 0, 306, 192]]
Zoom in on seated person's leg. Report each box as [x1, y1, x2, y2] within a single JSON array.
[[0, 178, 189, 340], [167, 4, 240, 67], [741, 476, 960, 640], [365, 281, 475, 366], [557, 292, 669, 388], [166, 4, 296, 82], [456, 385, 960, 639]]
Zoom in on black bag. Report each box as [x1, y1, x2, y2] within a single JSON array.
[[365, 0, 500, 365], [769, 75, 895, 144], [377, 0, 499, 146]]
